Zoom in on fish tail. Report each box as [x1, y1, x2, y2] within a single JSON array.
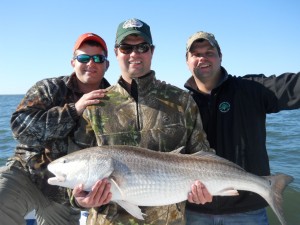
[[265, 173, 294, 225]]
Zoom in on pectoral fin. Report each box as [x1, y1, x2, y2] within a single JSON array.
[[170, 146, 185, 154], [115, 200, 146, 220], [216, 188, 239, 196], [109, 177, 123, 200]]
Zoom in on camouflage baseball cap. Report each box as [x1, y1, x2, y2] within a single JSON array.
[[186, 31, 220, 53], [115, 18, 152, 45]]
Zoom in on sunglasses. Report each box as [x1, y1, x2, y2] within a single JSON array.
[[74, 54, 106, 64], [116, 43, 152, 54]]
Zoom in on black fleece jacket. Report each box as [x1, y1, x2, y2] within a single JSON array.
[[185, 67, 300, 214]]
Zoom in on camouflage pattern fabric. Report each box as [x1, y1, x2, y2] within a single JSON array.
[[9, 73, 110, 204], [87, 202, 186, 225]]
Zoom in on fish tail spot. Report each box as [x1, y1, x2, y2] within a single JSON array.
[[265, 173, 294, 225]]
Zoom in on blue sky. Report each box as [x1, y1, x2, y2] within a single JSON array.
[[0, 0, 299, 94]]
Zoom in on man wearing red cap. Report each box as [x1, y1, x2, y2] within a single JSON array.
[[0, 32, 110, 225]]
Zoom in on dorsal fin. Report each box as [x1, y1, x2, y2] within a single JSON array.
[[170, 146, 185, 154], [191, 151, 245, 171]]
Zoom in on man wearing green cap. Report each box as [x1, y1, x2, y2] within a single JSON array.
[[184, 31, 300, 224], [69, 18, 214, 225]]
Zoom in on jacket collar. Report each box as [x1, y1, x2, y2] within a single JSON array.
[[118, 70, 156, 96], [66, 72, 110, 93], [184, 66, 228, 94]]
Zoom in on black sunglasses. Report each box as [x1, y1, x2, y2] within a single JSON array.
[[74, 54, 106, 64], [116, 43, 152, 54]]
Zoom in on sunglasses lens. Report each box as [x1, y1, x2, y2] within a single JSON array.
[[75, 54, 106, 63], [93, 55, 106, 63], [76, 54, 90, 63], [118, 43, 151, 54], [119, 45, 134, 54], [137, 44, 150, 53]]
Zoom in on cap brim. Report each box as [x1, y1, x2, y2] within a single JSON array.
[[186, 37, 215, 52], [116, 30, 152, 45]]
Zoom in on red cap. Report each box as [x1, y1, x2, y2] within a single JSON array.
[[73, 33, 108, 56]]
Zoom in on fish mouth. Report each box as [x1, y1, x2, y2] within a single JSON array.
[[48, 173, 66, 184]]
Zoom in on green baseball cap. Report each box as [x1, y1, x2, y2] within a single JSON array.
[[115, 18, 152, 45], [186, 31, 221, 54]]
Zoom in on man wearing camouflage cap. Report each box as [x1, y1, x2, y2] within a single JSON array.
[[184, 31, 300, 224], [70, 19, 214, 225]]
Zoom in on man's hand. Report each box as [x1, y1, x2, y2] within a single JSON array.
[[75, 89, 107, 116], [188, 180, 212, 205], [73, 179, 112, 208]]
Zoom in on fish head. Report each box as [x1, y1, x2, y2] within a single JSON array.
[[47, 153, 89, 189], [47, 149, 114, 190]]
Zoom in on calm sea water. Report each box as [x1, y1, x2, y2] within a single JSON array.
[[0, 95, 299, 224]]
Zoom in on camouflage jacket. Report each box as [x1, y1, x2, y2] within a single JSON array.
[[70, 71, 212, 224], [9, 73, 110, 204]]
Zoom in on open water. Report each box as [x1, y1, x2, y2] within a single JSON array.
[[0, 95, 299, 224]]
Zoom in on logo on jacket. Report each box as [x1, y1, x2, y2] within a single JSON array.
[[219, 102, 230, 113]]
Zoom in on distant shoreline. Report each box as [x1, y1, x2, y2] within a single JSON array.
[[0, 94, 24, 96]]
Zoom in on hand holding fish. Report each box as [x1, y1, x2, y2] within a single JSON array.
[[73, 178, 211, 208], [188, 180, 212, 204], [73, 179, 112, 208]]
